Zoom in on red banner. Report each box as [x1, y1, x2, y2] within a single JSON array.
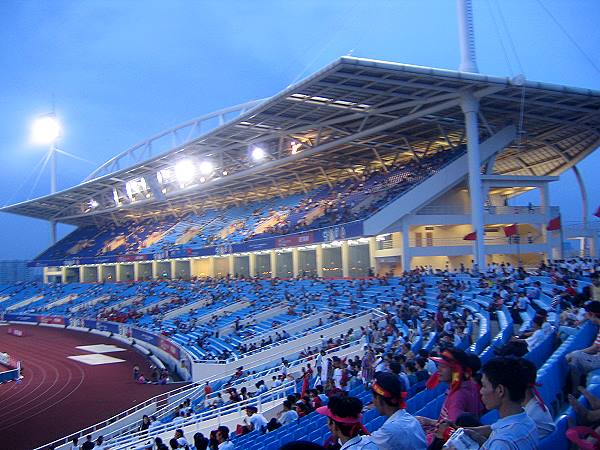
[[7, 327, 24, 337], [38, 316, 65, 325], [158, 336, 180, 359], [275, 232, 314, 248], [547, 216, 561, 231], [504, 224, 518, 237], [463, 232, 477, 241]]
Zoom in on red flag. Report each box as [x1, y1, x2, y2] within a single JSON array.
[[504, 224, 518, 237], [463, 232, 477, 241], [547, 216, 561, 231], [594, 206, 600, 218]]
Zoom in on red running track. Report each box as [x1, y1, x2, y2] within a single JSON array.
[[0, 324, 184, 450]]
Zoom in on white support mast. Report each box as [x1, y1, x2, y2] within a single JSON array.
[[457, 0, 485, 271]]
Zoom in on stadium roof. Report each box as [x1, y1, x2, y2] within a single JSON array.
[[3, 56, 600, 226]]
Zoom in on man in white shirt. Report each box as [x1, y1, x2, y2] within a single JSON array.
[[278, 400, 299, 426], [174, 429, 189, 449], [244, 405, 268, 433], [369, 372, 427, 450], [567, 302, 600, 392], [216, 425, 235, 450]]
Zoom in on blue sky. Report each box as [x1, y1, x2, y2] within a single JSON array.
[[0, 0, 598, 260]]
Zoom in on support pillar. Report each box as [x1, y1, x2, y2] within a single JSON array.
[[341, 241, 350, 278], [540, 184, 553, 261], [115, 263, 122, 282], [249, 253, 256, 277], [98, 265, 105, 282], [61, 266, 68, 283], [462, 92, 485, 272], [368, 237, 377, 276], [133, 263, 140, 281], [79, 267, 85, 284], [151, 261, 158, 279], [573, 166, 590, 257], [292, 248, 299, 278], [270, 251, 277, 278], [316, 245, 324, 278], [208, 257, 216, 278], [401, 222, 411, 272], [228, 255, 235, 277], [170, 260, 177, 279]]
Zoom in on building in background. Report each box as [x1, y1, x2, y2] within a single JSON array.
[[0, 260, 42, 283]]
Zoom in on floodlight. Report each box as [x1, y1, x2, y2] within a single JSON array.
[[174, 160, 196, 184], [31, 115, 61, 144], [252, 146, 266, 161], [290, 140, 301, 155], [198, 160, 214, 175], [222, 170, 229, 176]]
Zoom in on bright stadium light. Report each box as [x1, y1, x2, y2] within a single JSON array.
[[31, 114, 61, 145], [251, 146, 266, 161], [174, 159, 196, 185], [198, 160, 214, 176]]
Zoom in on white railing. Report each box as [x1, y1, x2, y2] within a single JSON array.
[[108, 381, 296, 450], [416, 205, 555, 215], [34, 381, 204, 450], [104, 340, 362, 445], [410, 235, 544, 247], [194, 309, 373, 364]]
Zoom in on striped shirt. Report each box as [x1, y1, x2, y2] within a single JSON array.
[[481, 412, 539, 450]]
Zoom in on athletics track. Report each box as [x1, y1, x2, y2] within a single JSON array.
[[0, 324, 183, 450]]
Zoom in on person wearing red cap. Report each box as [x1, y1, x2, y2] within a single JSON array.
[[316, 395, 376, 450], [416, 348, 484, 432], [566, 301, 600, 392], [369, 372, 426, 450]]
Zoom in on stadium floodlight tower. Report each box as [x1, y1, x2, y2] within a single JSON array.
[[457, 0, 485, 272], [31, 113, 61, 244]]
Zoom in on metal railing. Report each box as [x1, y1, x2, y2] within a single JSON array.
[[410, 235, 544, 247], [108, 381, 296, 450], [193, 309, 374, 364], [33, 380, 203, 450], [416, 205, 555, 215]]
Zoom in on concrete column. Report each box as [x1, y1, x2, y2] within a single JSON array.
[[316, 245, 324, 278], [540, 184, 552, 261], [151, 261, 158, 279], [591, 234, 599, 259], [341, 241, 350, 278], [133, 263, 140, 281], [462, 92, 485, 272], [573, 166, 590, 257], [249, 253, 256, 277], [270, 251, 277, 278], [292, 248, 300, 277], [115, 263, 122, 282], [208, 257, 216, 278], [228, 255, 235, 277], [401, 222, 411, 272], [98, 265, 105, 282], [368, 237, 378, 276], [171, 260, 177, 279], [78, 267, 84, 284]]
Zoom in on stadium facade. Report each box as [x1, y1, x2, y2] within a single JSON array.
[[2, 57, 600, 283]]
